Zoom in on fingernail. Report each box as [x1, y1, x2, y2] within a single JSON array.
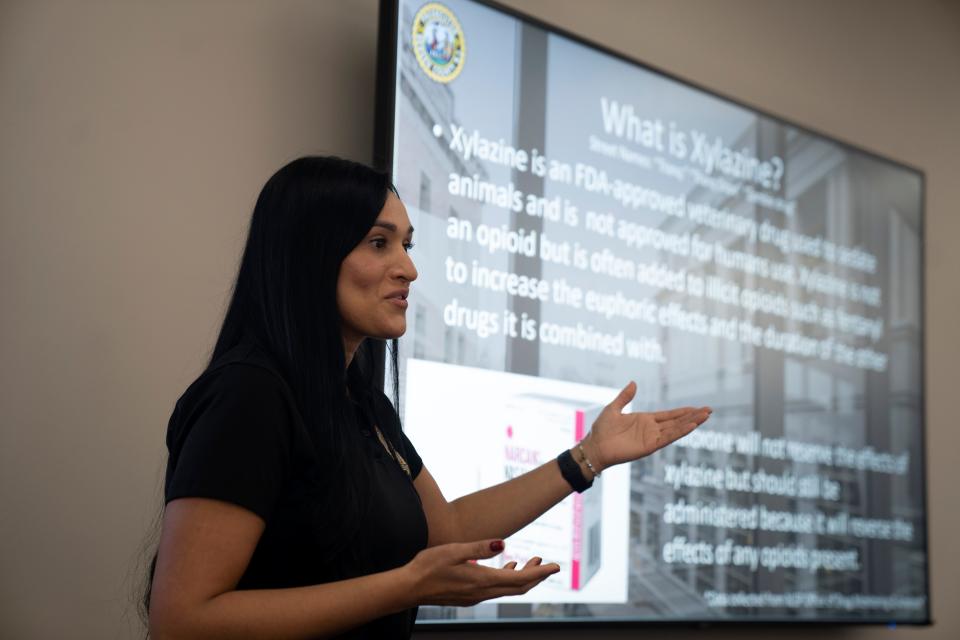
[[490, 540, 504, 552]]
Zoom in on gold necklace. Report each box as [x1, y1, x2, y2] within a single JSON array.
[[373, 425, 411, 478]]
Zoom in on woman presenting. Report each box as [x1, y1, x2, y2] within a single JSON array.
[[146, 156, 711, 639]]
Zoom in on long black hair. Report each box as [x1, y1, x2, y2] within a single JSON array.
[[211, 155, 401, 546], [141, 156, 401, 628]]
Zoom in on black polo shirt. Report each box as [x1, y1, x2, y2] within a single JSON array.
[[164, 343, 427, 638]]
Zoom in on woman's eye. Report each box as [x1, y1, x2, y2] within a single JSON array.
[[370, 238, 387, 249], [404, 242, 415, 253]]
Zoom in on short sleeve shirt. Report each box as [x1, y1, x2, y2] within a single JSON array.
[[163, 343, 427, 638]]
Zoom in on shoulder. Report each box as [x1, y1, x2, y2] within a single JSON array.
[[179, 344, 291, 411], [167, 346, 299, 454], [203, 361, 288, 399], [176, 363, 289, 424], [164, 355, 301, 519]]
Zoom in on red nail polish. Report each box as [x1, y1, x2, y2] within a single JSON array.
[[490, 540, 504, 552]]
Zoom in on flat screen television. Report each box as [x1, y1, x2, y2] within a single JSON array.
[[374, 0, 929, 628]]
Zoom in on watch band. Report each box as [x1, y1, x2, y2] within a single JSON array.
[[557, 449, 593, 493]]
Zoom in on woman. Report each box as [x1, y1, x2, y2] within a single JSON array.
[[146, 156, 711, 639]]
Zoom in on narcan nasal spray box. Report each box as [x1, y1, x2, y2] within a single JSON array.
[[483, 392, 603, 591]]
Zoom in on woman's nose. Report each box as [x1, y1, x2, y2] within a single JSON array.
[[396, 250, 418, 282]]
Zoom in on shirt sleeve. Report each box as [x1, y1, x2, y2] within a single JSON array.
[[165, 364, 293, 521]]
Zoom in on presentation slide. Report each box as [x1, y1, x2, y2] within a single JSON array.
[[385, 0, 928, 624]]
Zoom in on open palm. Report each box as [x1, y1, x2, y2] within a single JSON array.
[[587, 381, 712, 471]]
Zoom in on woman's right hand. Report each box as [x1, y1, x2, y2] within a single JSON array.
[[403, 539, 560, 606]]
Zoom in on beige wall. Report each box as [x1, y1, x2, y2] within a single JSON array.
[[1, 1, 956, 638]]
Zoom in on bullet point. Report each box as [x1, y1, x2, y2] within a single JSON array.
[[432, 124, 443, 137]]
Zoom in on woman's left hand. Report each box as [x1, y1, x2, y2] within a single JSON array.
[[582, 381, 711, 473]]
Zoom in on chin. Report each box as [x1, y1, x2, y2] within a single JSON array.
[[376, 322, 407, 340]]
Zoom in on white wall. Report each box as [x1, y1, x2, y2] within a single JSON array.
[[1, 1, 956, 638]]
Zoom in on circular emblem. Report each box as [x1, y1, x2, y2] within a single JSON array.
[[412, 3, 465, 83]]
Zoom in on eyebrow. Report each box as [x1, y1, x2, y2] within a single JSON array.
[[372, 221, 415, 234]]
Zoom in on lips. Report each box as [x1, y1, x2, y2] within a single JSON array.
[[385, 288, 409, 301], [385, 289, 409, 308]]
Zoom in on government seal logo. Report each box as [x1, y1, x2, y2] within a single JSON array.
[[412, 3, 465, 83]]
